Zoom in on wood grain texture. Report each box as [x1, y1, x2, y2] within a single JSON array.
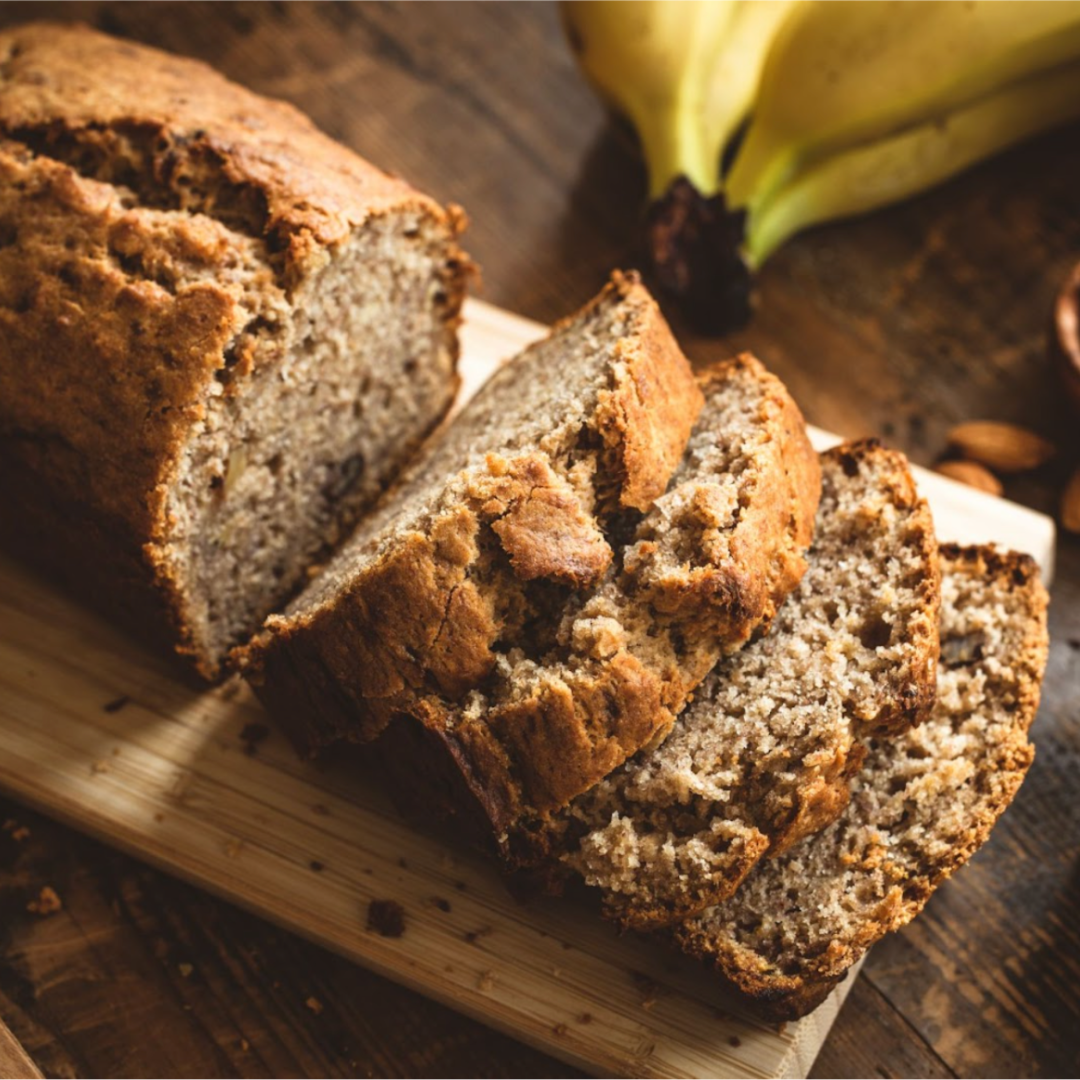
[[0, 2, 1077, 1078], [0, 1018, 40, 1080]]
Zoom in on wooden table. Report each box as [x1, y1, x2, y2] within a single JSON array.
[[0, 4, 1077, 1077]]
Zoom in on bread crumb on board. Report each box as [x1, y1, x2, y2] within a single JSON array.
[[305, 996, 323, 1015], [27, 886, 62, 916], [366, 899, 406, 937]]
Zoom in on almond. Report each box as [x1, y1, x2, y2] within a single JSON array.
[[947, 421, 1055, 474], [933, 459, 1003, 497], [1061, 467, 1080, 534]]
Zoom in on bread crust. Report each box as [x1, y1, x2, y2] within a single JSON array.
[[0, 23, 469, 677], [624, 355, 821, 651]]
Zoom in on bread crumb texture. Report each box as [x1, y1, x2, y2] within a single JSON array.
[[672, 544, 1048, 1021]]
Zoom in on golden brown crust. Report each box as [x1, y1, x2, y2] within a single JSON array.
[[595, 273, 706, 512], [0, 23, 454, 275], [0, 23, 469, 678]]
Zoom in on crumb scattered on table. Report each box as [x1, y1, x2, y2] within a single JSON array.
[[631, 970, 660, 1010], [366, 899, 405, 938], [91, 759, 110, 775], [178, 963, 193, 978], [430, 896, 451, 913], [27, 885, 62, 916], [309, 860, 324, 872], [728, 1035, 742, 1048], [305, 996, 323, 1015], [103, 695, 130, 713], [477, 970, 495, 991], [240, 721, 270, 756]]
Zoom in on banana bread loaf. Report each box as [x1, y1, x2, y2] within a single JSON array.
[[0, 22, 469, 678], [239, 283, 820, 839], [672, 544, 1049, 1020], [560, 441, 941, 930]]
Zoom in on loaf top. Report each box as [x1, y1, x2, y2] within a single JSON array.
[[0, 22, 461, 280], [0, 22, 466, 638]]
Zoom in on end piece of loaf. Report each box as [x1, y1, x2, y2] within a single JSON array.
[[0, 23, 468, 677], [672, 544, 1049, 1021], [241, 286, 820, 838], [560, 441, 941, 930]]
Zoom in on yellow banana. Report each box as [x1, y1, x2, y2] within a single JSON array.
[[729, 0, 1080, 222], [562, 0, 795, 326], [562, 0, 794, 200], [747, 60, 1080, 266]]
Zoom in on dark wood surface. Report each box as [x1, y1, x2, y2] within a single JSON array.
[[0, 3, 1077, 1077]]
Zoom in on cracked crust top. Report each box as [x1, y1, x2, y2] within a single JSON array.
[[0, 22, 459, 282]]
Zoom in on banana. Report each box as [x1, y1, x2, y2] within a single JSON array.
[[562, 0, 794, 200], [747, 60, 1080, 266], [562, 0, 796, 328], [728, 0, 1080, 224], [563, 0, 1080, 332]]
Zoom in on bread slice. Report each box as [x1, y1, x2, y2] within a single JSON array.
[[672, 544, 1049, 1021], [0, 23, 468, 678], [240, 291, 820, 835], [559, 441, 940, 929]]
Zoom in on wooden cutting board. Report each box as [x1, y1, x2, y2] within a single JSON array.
[[0, 300, 1056, 1080]]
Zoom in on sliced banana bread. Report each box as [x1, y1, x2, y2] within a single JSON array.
[[560, 441, 940, 929], [240, 293, 820, 835], [0, 23, 468, 678], [672, 544, 1049, 1021]]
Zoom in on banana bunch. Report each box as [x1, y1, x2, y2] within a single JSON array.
[[563, 0, 1080, 331]]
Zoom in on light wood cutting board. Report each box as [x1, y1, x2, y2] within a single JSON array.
[[0, 300, 1056, 1080]]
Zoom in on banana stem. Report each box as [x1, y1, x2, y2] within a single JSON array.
[[645, 177, 751, 333]]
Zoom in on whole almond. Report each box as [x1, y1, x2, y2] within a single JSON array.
[[1061, 467, 1080, 534], [947, 421, 1056, 474], [933, 459, 1003, 496]]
